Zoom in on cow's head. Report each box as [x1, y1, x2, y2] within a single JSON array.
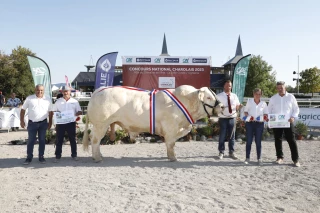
[[198, 87, 224, 116]]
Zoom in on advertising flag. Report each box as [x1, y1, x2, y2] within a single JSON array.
[[95, 52, 118, 89], [232, 54, 251, 103], [27, 55, 52, 100]]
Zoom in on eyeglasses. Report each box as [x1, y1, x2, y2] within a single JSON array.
[[276, 81, 285, 85]]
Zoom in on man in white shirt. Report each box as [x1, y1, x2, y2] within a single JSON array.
[[51, 86, 82, 162], [20, 84, 53, 165], [268, 81, 300, 167], [216, 80, 240, 160]]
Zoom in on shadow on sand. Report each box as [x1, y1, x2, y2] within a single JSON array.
[[0, 155, 289, 169]]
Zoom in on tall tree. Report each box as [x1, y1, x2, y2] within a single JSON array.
[[0, 46, 36, 100], [244, 55, 277, 97], [299, 67, 320, 97], [0, 52, 16, 96]]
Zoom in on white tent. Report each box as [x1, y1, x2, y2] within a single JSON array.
[[51, 85, 59, 91]]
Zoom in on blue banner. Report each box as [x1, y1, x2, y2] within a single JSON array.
[[95, 52, 118, 89], [27, 55, 52, 101]]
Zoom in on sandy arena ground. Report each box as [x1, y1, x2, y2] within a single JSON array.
[[0, 129, 319, 213]]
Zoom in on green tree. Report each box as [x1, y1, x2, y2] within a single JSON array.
[[10, 46, 36, 100], [244, 55, 277, 97], [0, 51, 16, 97], [286, 85, 297, 93], [0, 46, 36, 100], [299, 67, 320, 97]]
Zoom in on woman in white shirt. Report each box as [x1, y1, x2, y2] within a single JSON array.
[[243, 88, 268, 165]]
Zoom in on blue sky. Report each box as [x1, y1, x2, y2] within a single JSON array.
[[1, 0, 319, 86]]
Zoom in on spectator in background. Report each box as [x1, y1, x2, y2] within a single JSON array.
[[0, 91, 5, 108], [6, 92, 22, 131], [6, 92, 21, 108]]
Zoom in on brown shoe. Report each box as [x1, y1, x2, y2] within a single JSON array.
[[276, 158, 283, 164]]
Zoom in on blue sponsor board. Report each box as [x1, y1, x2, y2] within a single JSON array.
[[164, 58, 179, 63], [136, 58, 151, 63], [192, 58, 207, 63]]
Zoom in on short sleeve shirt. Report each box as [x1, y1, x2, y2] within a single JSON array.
[[22, 95, 52, 122], [52, 97, 81, 115]]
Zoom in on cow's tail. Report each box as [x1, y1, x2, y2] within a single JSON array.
[[83, 114, 90, 151]]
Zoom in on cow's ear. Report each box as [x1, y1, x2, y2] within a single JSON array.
[[198, 88, 205, 102]]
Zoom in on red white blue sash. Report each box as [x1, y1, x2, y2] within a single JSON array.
[[162, 90, 194, 124], [149, 89, 158, 134]]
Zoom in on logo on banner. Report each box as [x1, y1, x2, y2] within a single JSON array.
[[154, 58, 161, 63], [126, 58, 133, 63], [183, 58, 189, 63], [234, 67, 248, 75], [32, 67, 46, 76], [164, 58, 179, 63], [136, 58, 151, 63], [101, 59, 111, 72], [192, 58, 207, 63], [159, 77, 175, 88]]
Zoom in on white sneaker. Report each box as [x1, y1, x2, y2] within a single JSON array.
[[276, 158, 283, 164], [229, 153, 238, 160], [258, 159, 263, 166], [244, 158, 250, 164], [294, 161, 301, 167], [218, 153, 224, 160]]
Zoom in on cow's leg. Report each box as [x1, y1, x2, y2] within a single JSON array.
[[109, 123, 116, 143], [165, 139, 177, 162], [91, 125, 107, 162]]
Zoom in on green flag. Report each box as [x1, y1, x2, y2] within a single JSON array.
[[232, 54, 251, 103], [27, 55, 52, 100]]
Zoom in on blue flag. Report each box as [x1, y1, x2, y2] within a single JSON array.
[[95, 52, 118, 89]]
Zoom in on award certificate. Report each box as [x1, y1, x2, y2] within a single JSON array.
[[268, 114, 290, 128], [54, 110, 75, 124]]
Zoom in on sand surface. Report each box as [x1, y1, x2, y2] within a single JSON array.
[[0, 129, 319, 213]]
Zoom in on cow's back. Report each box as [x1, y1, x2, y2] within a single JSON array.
[[87, 87, 151, 125]]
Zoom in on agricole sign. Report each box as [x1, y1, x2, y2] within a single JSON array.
[[122, 56, 211, 90]]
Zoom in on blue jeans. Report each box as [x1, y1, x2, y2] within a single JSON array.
[[218, 118, 236, 154], [245, 122, 264, 159], [27, 119, 48, 159], [55, 122, 77, 158]]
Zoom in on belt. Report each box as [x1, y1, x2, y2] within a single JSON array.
[[29, 119, 47, 123]]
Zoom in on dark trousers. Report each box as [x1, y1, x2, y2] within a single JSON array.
[[272, 123, 299, 162], [27, 119, 48, 159], [55, 122, 77, 158], [218, 118, 236, 154], [245, 122, 264, 159]]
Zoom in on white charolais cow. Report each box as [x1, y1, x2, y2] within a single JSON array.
[[83, 85, 223, 162]]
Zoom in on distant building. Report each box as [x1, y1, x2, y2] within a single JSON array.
[[71, 35, 245, 94]]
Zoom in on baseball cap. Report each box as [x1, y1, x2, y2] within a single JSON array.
[[61, 85, 71, 91]]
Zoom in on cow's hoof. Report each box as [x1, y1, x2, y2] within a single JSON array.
[[94, 158, 102, 163], [169, 158, 177, 162]]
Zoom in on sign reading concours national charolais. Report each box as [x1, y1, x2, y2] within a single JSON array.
[[122, 56, 211, 90]]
